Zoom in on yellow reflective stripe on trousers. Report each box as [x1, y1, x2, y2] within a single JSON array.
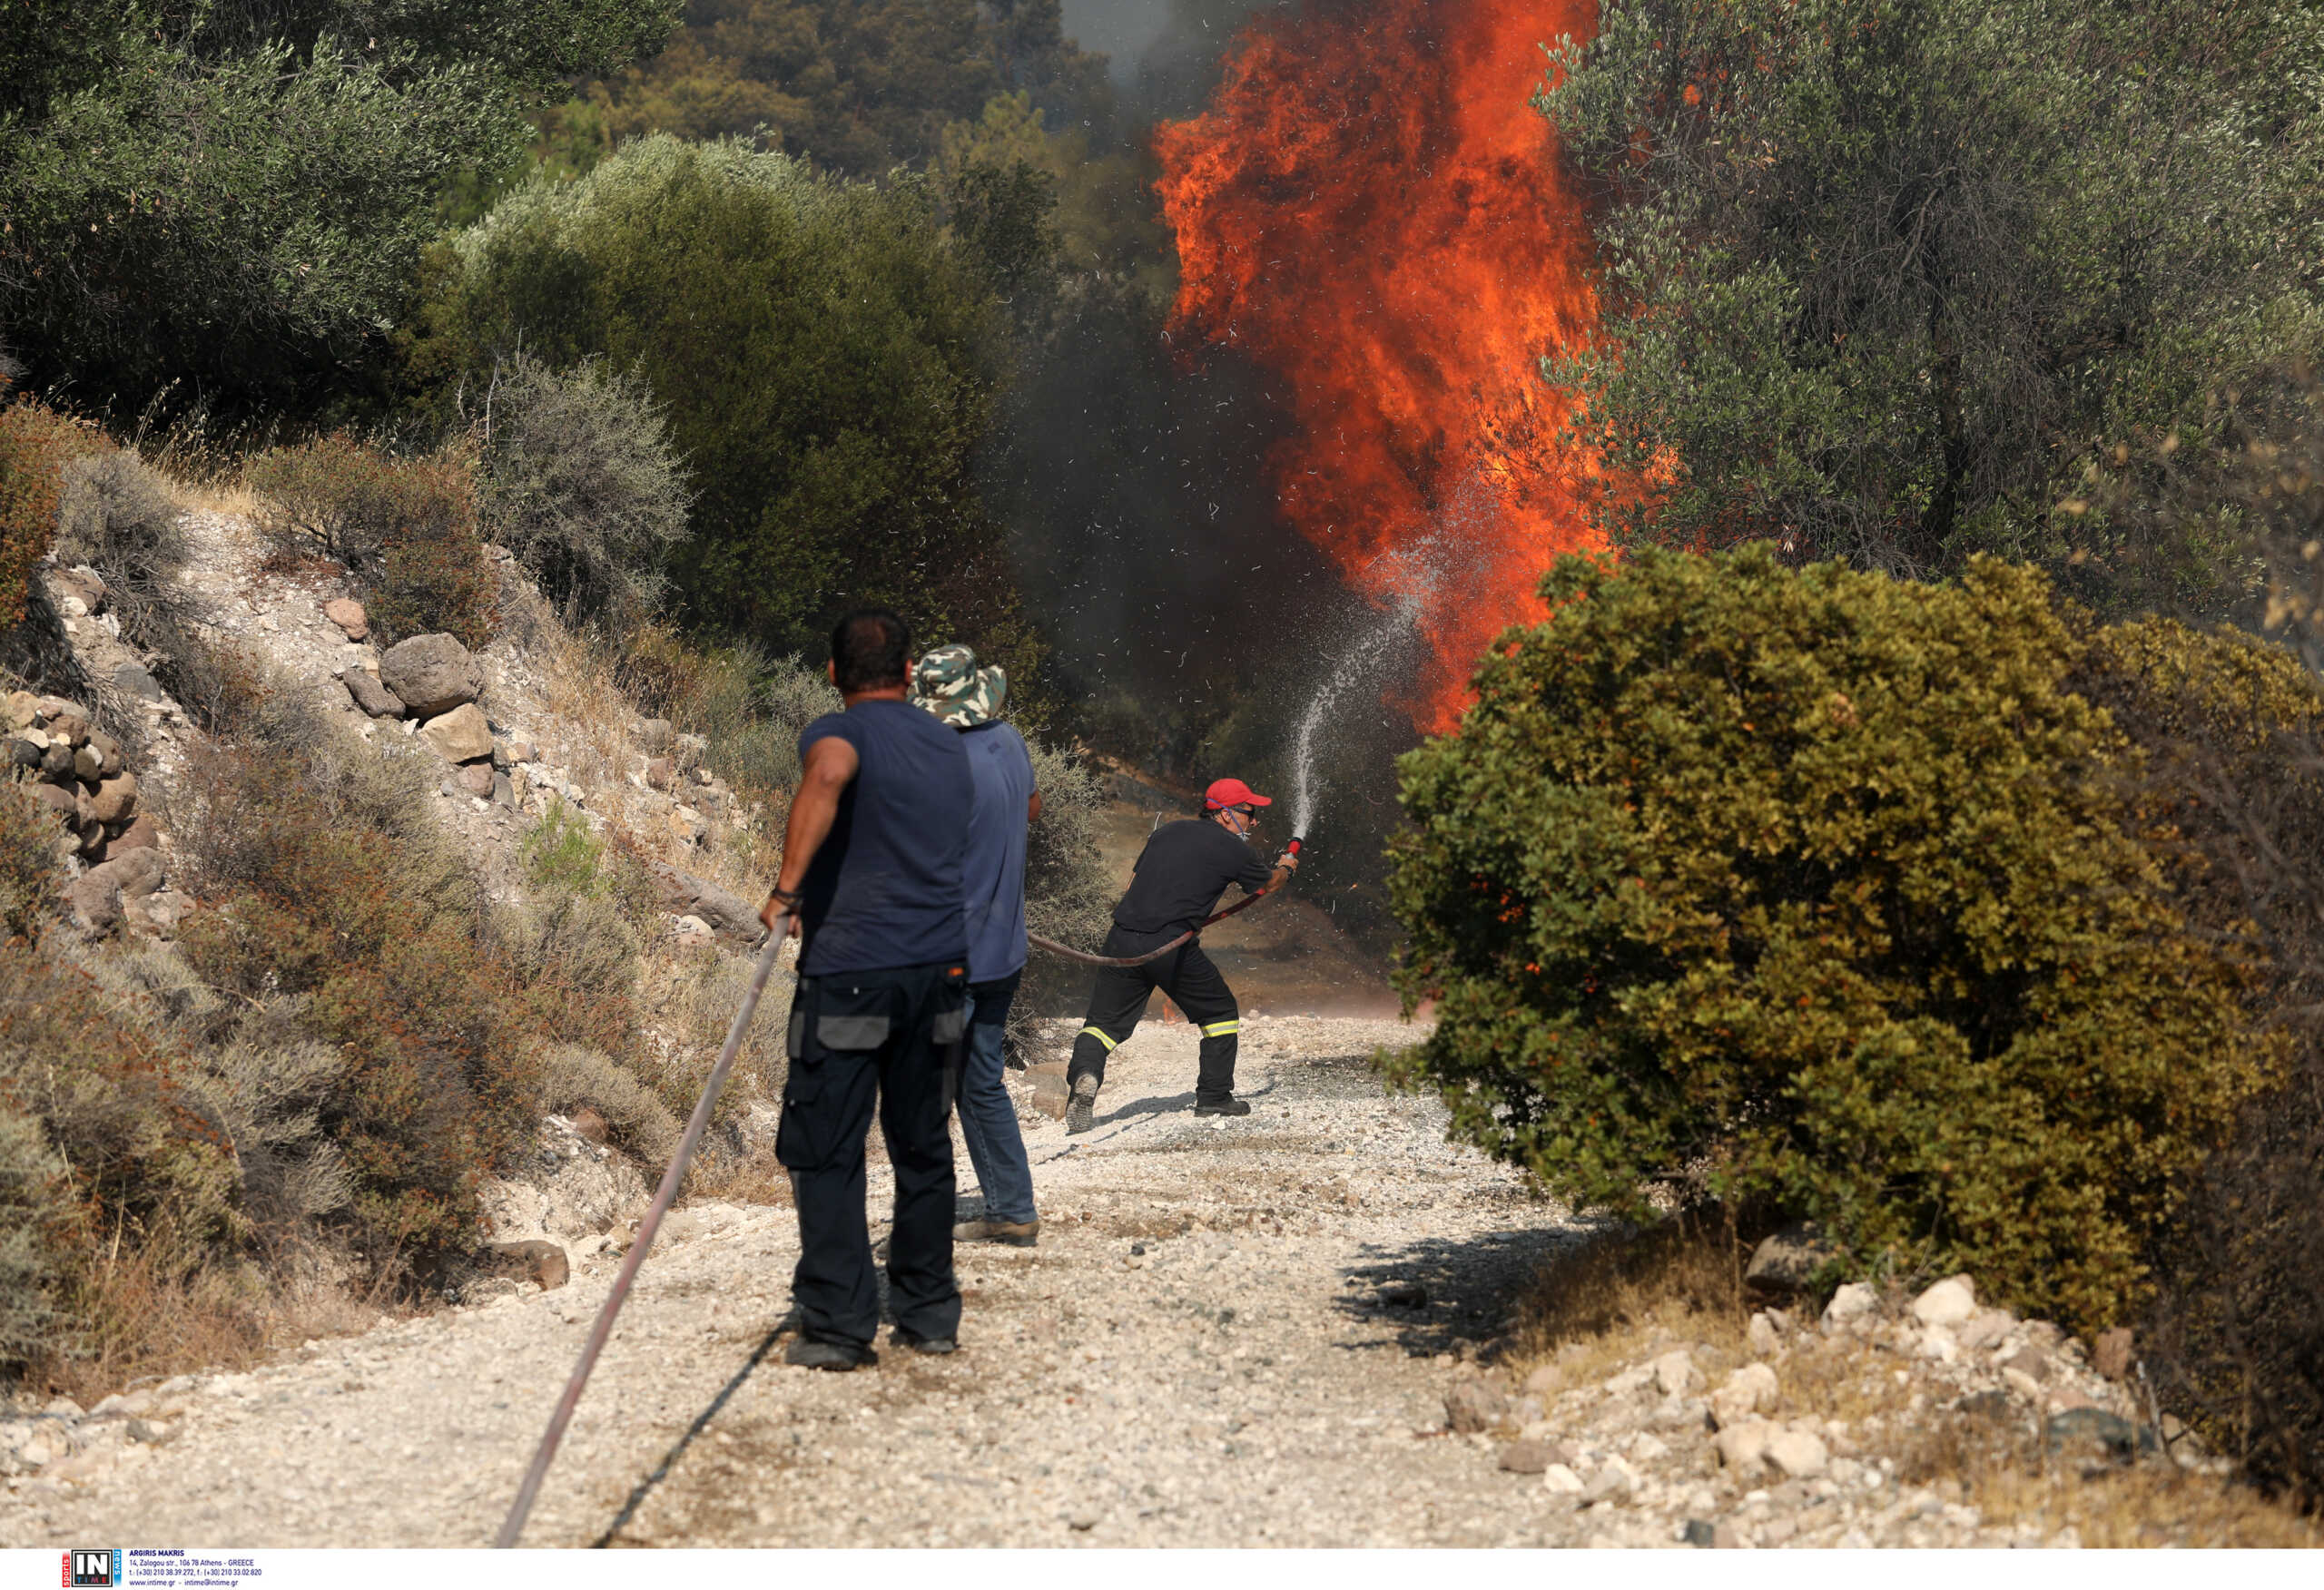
[[1200, 1019, 1241, 1038], [1078, 1026, 1119, 1052]]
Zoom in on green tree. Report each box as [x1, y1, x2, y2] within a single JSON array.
[[0, 0, 676, 414], [1540, 0, 2324, 607], [1388, 545, 2282, 1328], [568, 0, 1113, 177], [435, 134, 1036, 675]]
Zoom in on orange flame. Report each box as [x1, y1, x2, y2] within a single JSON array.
[[1156, 0, 1604, 732]]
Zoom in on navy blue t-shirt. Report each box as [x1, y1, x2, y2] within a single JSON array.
[[795, 699, 971, 976]]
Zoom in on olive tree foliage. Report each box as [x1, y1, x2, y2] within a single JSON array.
[[0, 0, 677, 415], [478, 350, 690, 629], [1538, 0, 2324, 607], [435, 135, 1038, 681]]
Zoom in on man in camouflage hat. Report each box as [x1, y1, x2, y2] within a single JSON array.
[[911, 644, 1043, 1245]]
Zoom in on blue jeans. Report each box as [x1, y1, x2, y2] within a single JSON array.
[[956, 973, 1037, 1224]]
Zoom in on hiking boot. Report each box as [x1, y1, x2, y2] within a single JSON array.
[[1065, 1074, 1100, 1134], [893, 1329, 959, 1356], [1193, 1096, 1251, 1118], [954, 1217, 1040, 1247], [784, 1337, 876, 1371]]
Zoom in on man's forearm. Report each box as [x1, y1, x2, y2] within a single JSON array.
[[775, 784, 842, 898]]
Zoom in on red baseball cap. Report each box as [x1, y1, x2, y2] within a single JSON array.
[[1204, 777, 1273, 810]]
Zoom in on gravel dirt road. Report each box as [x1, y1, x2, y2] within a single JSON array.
[[3, 1016, 1610, 1548]]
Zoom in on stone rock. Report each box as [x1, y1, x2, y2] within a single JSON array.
[[44, 709, 88, 747], [2093, 1326, 2134, 1381], [1710, 1362, 1779, 1428], [42, 742, 75, 780], [1542, 1463, 1586, 1495], [3, 691, 38, 731], [1766, 1428, 1829, 1479], [479, 1118, 649, 1243], [1443, 1378, 1509, 1434], [1918, 1324, 1960, 1362], [69, 849, 165, 931], [419, 702, 494, 764], [1652, 1349, 1702, 1399], [74, 744, 102, 781], [635, 717, 675, 750], [1822, 1282, 1878, 1331], [105, 813, 160, 855], [86, 731, 123, 778], [90, 771, 136, 826], [1522, 1363, 1563, 1399], [54, 568, 106, 613], [486, 1239, 570, 1291], [113, 662, 165, 702], [1715, 1418, 1774, 1473], [1498, 1439, 1558, 1474], [1912, 1275, 1977, 1328], [2044, 1407, 2143, 1460], [323, 597, 369, 641], [456, 762, 496, 798], [1959, 1307, 2016, 1353], [1029, 1063, 1070, 1120], [493, 772, 516, 808], [645, 755, 676, 791], [1746, 1221, 1840, 1291], [25, 782, 77, 824], [507, 737, 537, 763], [125, 1418, 173, 1446], [1747, 1310, 1787, 1356], [1582, 1463, 1634, 1504], [572, 1106, 609, 1144], [379, 633, 483, 719], [343, 671, 405, 719], [648, 862, 770, 947]]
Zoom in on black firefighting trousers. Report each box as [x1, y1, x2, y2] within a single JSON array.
[[1067, 928, 1241, 1106], [776, 959, 968, 1349]]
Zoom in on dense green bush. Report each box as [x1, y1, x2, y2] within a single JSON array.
[[431, 134, 1035, 677], [246, 436, 495, 646], [478, 350, 689, 628], [0, 2, 677, 415], [1388, 545, 2278, 1329]]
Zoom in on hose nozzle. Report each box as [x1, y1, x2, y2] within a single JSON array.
[[1284, 835, 1305, 861]]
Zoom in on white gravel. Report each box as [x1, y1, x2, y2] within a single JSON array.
[[1, 1016, 1618, 1547]]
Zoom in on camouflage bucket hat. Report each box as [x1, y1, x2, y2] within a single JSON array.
[[910, 643, 1008, 728]]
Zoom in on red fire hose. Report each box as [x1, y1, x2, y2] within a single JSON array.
[[1027, 838, 1305, 967], [495, 916, 791, 1548]]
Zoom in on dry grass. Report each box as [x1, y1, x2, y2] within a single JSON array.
[[1502, 1213, 1752, 1390], [33, 1240, 391, 1407]]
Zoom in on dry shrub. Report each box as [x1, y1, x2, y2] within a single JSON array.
[[245, 434, 494, 646], [541, 1044, 679, 1169], [0, 398, 103, 627], [0, 778, 61, 944], [54, 448, 191, 648]]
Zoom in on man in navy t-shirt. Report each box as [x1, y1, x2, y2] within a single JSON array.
[[759, 608, 971, 1369], [909, 645, 1041, 1248]]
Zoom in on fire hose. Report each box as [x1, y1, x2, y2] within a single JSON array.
[[1026, 836, 1306, 967], [496, 915, 791, 1549]]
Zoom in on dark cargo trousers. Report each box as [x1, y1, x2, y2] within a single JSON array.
[[776, 959, 968, 1349], [1068, 928, 1241, 1106]]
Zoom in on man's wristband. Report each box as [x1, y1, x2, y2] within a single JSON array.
[[767, 885, 803, 910]]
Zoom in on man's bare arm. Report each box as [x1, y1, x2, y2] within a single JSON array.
[[1029, 789, 1043, 822], [762, 735, 860, 931]]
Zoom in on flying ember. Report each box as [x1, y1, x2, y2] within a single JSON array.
[[1156, 0, 1605, 732]]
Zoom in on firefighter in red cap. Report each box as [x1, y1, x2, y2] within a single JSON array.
[[1062, 778, 1299, 1133]]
